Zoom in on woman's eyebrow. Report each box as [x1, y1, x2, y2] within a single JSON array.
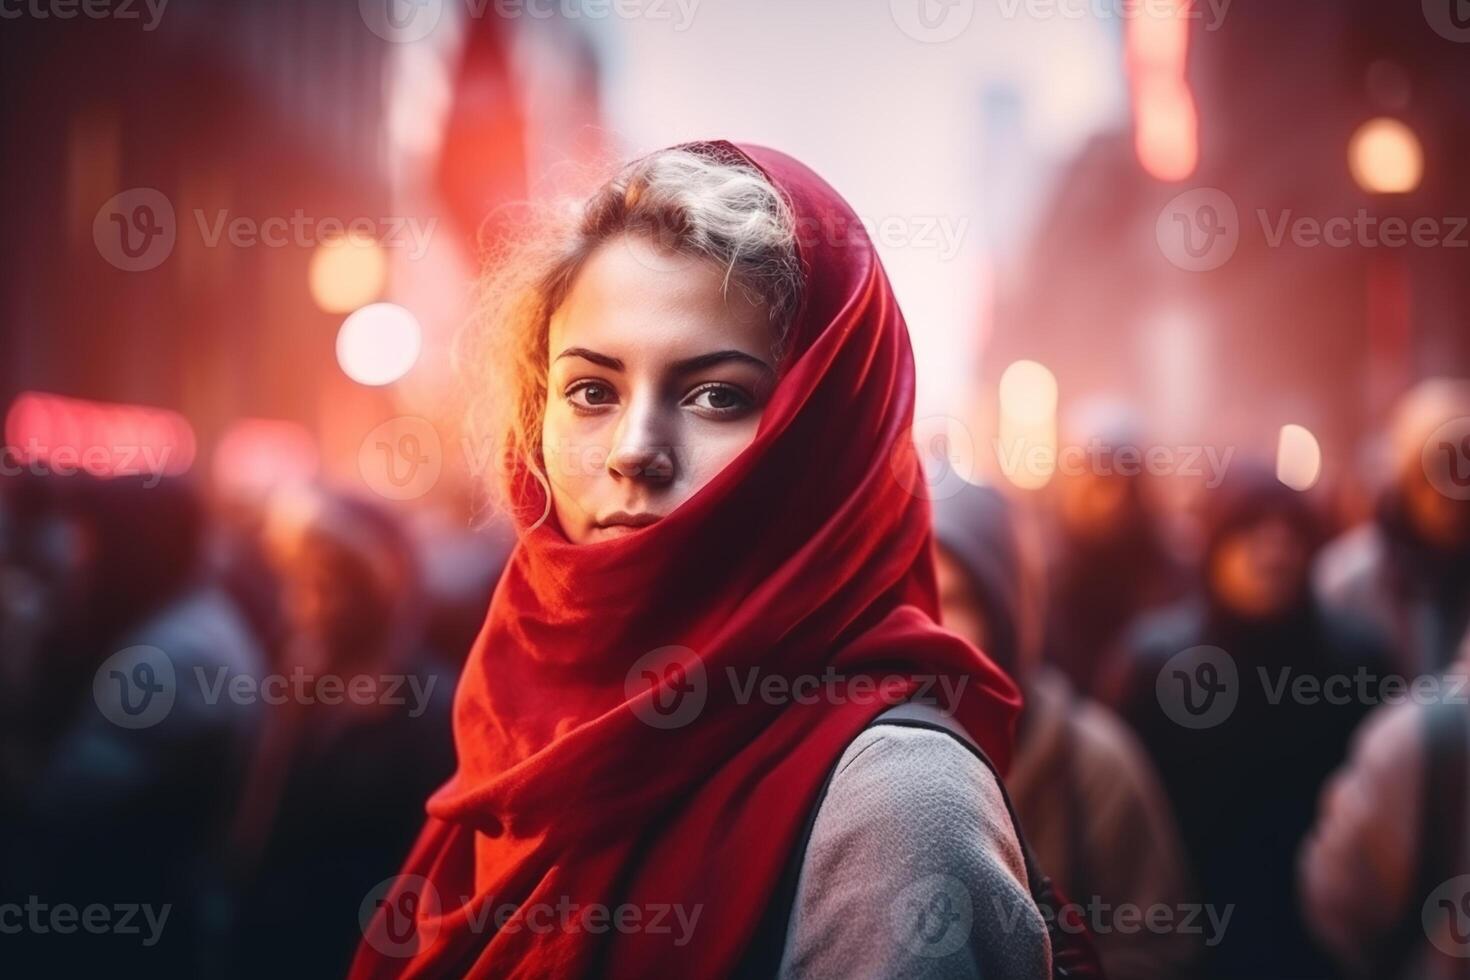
[[554, 347, 623, 370], [553, 348, 774, 375], [671, 350, 774, 375]]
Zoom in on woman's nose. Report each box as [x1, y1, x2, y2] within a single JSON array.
[[607, 409, 675, 483]]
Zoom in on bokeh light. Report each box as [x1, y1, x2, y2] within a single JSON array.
[[999, 360, 1059, 490], [4, 391, 196, 477], [1348, 117, 1424, 194], [213, 418, 319, 500], [999, 360, 1059, 424], [1276, 423, 1323, 491], [1134, 81, 1199, 182], [309, 234, 388, 313], [336, 302, 422, 387], [1127, 0, 1198, 182]]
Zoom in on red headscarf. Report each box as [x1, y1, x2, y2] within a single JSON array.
[[350, 141, 1020, 979]]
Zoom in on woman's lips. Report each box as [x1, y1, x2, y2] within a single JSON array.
[[597, 512, 660, 528], [590, 512, 661, 538]]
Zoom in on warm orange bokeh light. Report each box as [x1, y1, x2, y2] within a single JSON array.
[[1127, 0, 1198, 182], [1348, 117, 1423, 194], [309, 233, 388, 313], [998, 360, 1059, 490], [1135, 81, 1199, 182]]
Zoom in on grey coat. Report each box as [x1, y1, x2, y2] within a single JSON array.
[[776, 722, 1053, 978]]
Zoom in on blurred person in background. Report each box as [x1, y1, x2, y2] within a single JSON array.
[[408, 507, 515, 671], [1041, 399, 1191, 698], [1316, 378, 1470, 676], [1109, 464, 1391, 979], [1299, 624, 1470, 980], [230, 486, 456, 978], [0, 472, 265, 975], [934, 480, 1199, 979], [209, 496, 292, 669]]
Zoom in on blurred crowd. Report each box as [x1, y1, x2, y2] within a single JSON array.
[[3, 376, 1470, 979], [934, 377, 1470, 980], [0, 472, 509, 975]]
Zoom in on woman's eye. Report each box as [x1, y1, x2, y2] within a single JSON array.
[[685, 383, 754, 416], [567, 381, 616, 410]]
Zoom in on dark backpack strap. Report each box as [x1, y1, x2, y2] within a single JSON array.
[[1374, 695, 1470, 977]]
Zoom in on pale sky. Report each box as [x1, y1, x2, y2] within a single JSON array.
[[596, 0, 1127, 416]]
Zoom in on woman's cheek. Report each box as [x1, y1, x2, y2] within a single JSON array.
[[543, 406, 588, 489], [685, 419, 760, 492]]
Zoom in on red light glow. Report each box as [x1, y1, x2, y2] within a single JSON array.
[[3, 391, 196, 478]]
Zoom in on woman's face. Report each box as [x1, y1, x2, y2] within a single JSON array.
[[542, 234, 778, 544]]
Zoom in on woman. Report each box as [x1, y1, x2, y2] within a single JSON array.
[[350, 141, 1049, 978]]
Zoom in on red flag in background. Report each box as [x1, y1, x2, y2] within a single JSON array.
[[435, 12, 528, 248]]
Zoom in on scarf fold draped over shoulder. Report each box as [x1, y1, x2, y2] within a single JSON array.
[[349, 140, 1021, 979]]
